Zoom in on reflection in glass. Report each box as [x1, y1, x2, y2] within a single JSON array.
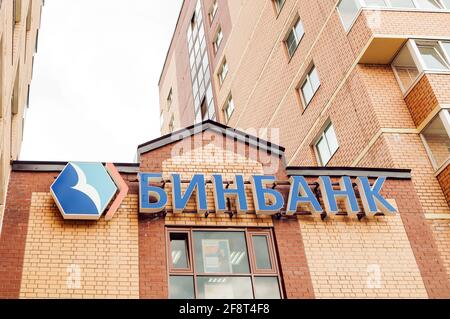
[[169, 276, 195, 299], [252, 236, 272, 270], [254, 277, 281, 299], [422, 111, 450, 168], [418, 44, 449, 70], [194, 231, 250, 274], [392, 44, 420, 92], [170, 233, 189, 269], [337, 0, 361, 31], [197, 277, 253, 299]]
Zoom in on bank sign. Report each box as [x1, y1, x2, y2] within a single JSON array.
[[138, 173, 397, 218], [50, 162, 397, 220], [50, 162, 128, 220]]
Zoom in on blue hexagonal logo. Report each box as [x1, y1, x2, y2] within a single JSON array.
[[50, 162, 118, 220]]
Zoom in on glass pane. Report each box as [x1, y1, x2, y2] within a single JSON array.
[[286, 31, 297, 57], [301, 80, 314, 105], [392, 44, 420, 91], [197, 277, 253, 299], [389, 0, 416, 7], [443, 0, 450, 9], [337, 0, 361, 31], [252, 236, 272, 270], [442, 42, 450, 60], [309, 66, 321, 92], [317, 137, 331, 165], [196, 52, 202, 68], [325, 124, 339, 154], [206, 85, 213, 105], [294, 20, 304, 41], [194, 231, 250, 274], [422, 113, 450, 168], [170, 233, 189, 269], [202, 54, 209, 72], [204, 66, 211, 84], [415, 0, 442, 9], [199, 25, 205, 41], [169, 276, 195, 299], [418, 45, 449, 70], [208, 100, 215, 119], [275, 0, 285, 11], [365, 0, 387, 6], [226, 98, 235, 121], [200, 38, 206, 54], [254, 277, 281, 299]]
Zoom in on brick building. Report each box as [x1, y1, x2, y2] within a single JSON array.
[[0, 0, 43, 223], [157, 0, 450, 297], [0, 0, 449, 300], [0, 120, 449, 299]]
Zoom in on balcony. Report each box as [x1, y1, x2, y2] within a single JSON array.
[[338, 0, 450, 32]]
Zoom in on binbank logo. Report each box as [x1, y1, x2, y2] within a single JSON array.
[[50, 162, 128, 221]]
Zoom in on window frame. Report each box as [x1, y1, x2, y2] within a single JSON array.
[[285, 18, 305, 59], [414, 40, 450, 71], [298, 64, 321, 109], [213, 26, 224, 54], [209, 0, 219, 24], [218, 58, 229, 86], [167, 88, 173, 110], [273, 0, 286, 15], [337, 0, 450, 32], [223, 94, 235, 123], [392, 39, 450, 94], [160, 110, 165, 129], [314, 121, 340, 166], [166, 228, 283, 300], [169, 115, 175, 133], [168, 229, 194, 273], [419, 109, 450, 171]]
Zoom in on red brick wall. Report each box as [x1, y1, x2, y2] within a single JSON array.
[[0, 172, 56, 298], [273, 217, 315, 299], [405, 75, 438, 127], [0, 171, 139, 299], [437, 164, 450, 207], [383, 179, 450, 298]]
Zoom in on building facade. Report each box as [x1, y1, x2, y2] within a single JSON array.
[[0, 121, 449, 299], [159, 0, 450, 287], [0, 0, 43, 223]]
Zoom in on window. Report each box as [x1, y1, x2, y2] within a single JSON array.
[[337, 0, 450, 31], [337, 0, 362, 31], [167, 88, 173, 110], [274, 0, 286, 13], [421, 110, 450, 170], [392, 42, 421, 92], [209, 0, 219, 23], [200, 97, 208, 121], [315, 122, 339, 165], [167, 229, 281, 300], [218, 59, 228, 85], [299, 65, 320, 107], [392, 39, 450, 93], [223, 95, 235, 123], [285, 19, 305, 58], [416, 41, 450, 70], [169, 116, 174, 133], [213, 27, 223, 53], [160, 111, 165, 129], [190, 12, 197, 32]]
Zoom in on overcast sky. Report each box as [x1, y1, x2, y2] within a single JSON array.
[[20, 0, 182, 163]]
